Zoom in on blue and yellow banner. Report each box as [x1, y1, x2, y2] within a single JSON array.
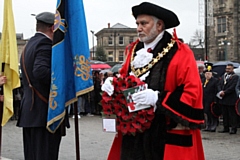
[[47, 0, 94, 133]]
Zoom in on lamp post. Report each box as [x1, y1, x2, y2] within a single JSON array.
[[90, 30, 94, 60]]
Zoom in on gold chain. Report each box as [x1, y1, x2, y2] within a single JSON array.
[[131, 39, 175, 77]]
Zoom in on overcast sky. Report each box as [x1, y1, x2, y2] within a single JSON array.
[[0, 0, 204, 47]]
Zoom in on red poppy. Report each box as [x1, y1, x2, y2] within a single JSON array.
[[146, 114, 155, 121], [129, 124, 137, 135], [120, 122, 131, 134], [118, 80, 127, 91], [121, 110, 134, 121], [142, 121, 151, 128], [138, 109, 147, 116], [135, 113, 147, 124], [102, 103, 113, 115], [114, 94, 127, 106], [102, 91, 112, 103], [146, 107, 154, 115], [115, 106, 123, 117], [132, 120, 142, 129], [101, 74, 155, 135]]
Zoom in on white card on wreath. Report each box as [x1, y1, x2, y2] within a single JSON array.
[[122, 84, 151, 112], [102, 118, 116, 133]]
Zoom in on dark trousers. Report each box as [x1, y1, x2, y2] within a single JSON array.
[[222, 105, 239, 129], [205, 110, 218, 131], [23, 127, 62, 160]]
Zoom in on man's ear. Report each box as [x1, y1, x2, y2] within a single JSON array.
[[157, 19, 165, 32], [51, 25, 54, 32]]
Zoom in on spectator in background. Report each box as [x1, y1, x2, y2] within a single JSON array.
[[12, 86, 23, 120], [93, 71, 102, 115], [198, 64, 205, 80], [103, 72, 108, 83], [107, 71, 113, 77], [202, 62, 218, 132], [84, 92, 94, 116], [217, 64, 239, 134]]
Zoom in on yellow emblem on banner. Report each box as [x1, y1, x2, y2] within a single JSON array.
[[49, 73, 58, 110], [74, 55, 91, 80]]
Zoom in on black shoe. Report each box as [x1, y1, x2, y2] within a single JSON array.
[[210, 129, 216, 132], [229, 128, 237, 134], [202, 129, 210, 132]]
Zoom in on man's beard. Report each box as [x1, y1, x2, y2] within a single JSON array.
[[138, 25, 158, 43]]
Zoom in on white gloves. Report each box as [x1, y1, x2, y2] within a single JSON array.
[[101, 77, 114, 96], [132, 89, 159, 107]]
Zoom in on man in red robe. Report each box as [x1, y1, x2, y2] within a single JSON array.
[[103, 2, 205, 160]]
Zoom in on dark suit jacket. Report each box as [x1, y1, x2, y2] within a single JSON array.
[[17, 33, 52, 127], [202, 77, 218, 113], [217, 73, 238, 106]]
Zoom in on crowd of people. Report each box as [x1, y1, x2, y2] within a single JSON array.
[[199, 62, 240, 134], [67, 69, 118, 119]]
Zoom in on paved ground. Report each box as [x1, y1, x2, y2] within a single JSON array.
[[1, 116, 240, 160]]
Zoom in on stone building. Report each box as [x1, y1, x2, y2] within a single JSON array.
[[16, 34, 27, 62], [0, 32, 27, 62], [206, 0, 240, 62], [95, 23, 138, 62], [94, 23, 206, 62]]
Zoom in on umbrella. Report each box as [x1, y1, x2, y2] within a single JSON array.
[[91, 63, 111, 70], [234, 67, 240, 76], [100, 69, 111, 74], [90, 60, 106, 64], [212, 61, 240, 77], [111, 64, 122, 73], [196, 60, 204, 67]]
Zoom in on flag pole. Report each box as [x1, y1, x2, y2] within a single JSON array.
[[0, 63, 5, 157], [0, 92, 2, 157], [74, 101, 80, 160]]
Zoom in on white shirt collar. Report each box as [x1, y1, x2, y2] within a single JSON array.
[[144, 30, 165, 50], [36, 31, 52, 40]]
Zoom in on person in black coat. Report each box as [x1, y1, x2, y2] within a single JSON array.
[[217, 63, 239, 134], [202, 63, 218, 132], [17, 12, 62, 160]]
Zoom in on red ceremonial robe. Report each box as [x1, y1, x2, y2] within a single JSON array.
[[107, 31, 205, 160]]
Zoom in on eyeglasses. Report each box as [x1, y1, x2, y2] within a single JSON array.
[[225, 68, 233, 70]]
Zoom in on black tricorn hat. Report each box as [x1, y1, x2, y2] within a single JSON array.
[[132, 2, 180, 29], [204, 62, 213, 73]]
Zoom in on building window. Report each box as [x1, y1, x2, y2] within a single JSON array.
[[218, 50, 225, 61], [219, 0, 224, 4], [119, 36, 124, 45], [129, 36, 134, 43], [108, 56, 113, 62], [108, 51, 113, 56], [108, 51, 113, 61], [119, 51, 124, 62], [217, 17, 226, 33], [108, 37, 113, 45]]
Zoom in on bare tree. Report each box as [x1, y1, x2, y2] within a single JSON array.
[[189, 29, 205, 48]]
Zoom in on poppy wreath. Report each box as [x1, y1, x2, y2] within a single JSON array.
[[101, 75, 155, 136]]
